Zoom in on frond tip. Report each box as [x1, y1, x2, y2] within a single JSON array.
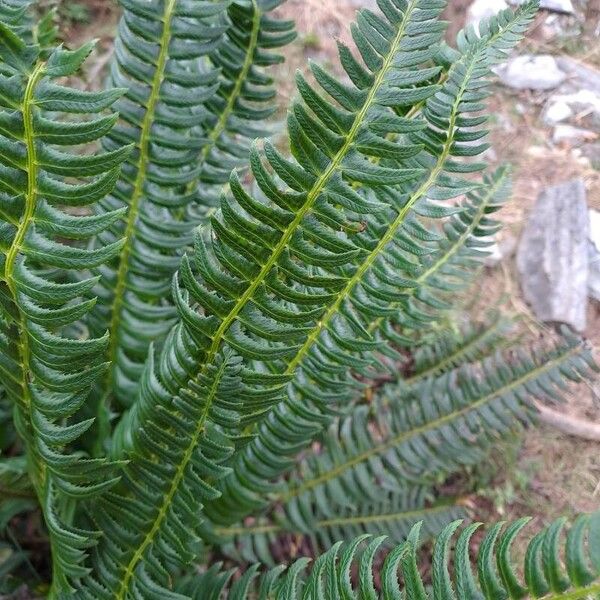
[[179, 511, 600, 599]]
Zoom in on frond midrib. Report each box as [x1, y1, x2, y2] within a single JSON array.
[[280, 343, 581, 503], [113, 354, 229, 599], [215, 503, 455, 537], [3, 61, 46, 491], [115, 2, 421, 584], [203, 0, 421, 367], [106, 0, 177, 372], [405, 316, 506, 385], [285, 50, 480, 374]]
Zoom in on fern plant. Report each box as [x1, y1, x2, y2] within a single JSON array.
[[0, 0, 598, 598]]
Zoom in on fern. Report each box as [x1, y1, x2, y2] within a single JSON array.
[[88, 0, 295, 410], [177, 512, 600, 599], [199, 0, 296, 200], [0, 20, 130, 593], [400, 310, 516, 388], [205, 330, 596, 554], [0, 0, 598, 597], [205, 73, 528, 526], [214, 488, 465, 565], [87, 0, 228, 407]]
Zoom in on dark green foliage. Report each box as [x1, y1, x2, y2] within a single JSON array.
[[0, 20, 130, 592], [0, 0, 597, 598], [214, 488, 466, 566], [88, 0, 295, 409], [178, 512, 600, 599]]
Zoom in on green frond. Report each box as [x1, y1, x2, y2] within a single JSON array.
[[199, 0, 296, 198], [205, 3, 537, 528], [0, 25, 130, 592], [210, 329, 596, 528], [380, 166, 513, 343], [178, 511, 600, 599], [88, 0, 294, 409], [87, 0, 230, 408], [397, 310, 517, 390], [212, 488, 464, 566], [82, 0, 460, 595], [272, 332, 596, 515]]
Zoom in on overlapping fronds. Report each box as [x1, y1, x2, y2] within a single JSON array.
[[213, 488, 464, 565], [394, 310, 516, 390], [85, 0, 463, 595], [0, 23, 130, 592], [380, 166, 511, 343], [89, 0, 295, 408], [88, 0, 230, 406], [198, 0, 296, 204], [268, 332, 596, 520], [205, 2, 537, 527], [3, 0, 598, 597], [205, 330, 595, 558], [178, 512, 600, 599]]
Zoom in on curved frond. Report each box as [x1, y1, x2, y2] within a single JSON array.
[[84, 0, 455, 595], [178, 512, 600, 599], [271, 332, 596, 518], [206, 2, 538, 527], [213, 488, 464, 566], [87, 0, 229, 405], [0, 25, 130, 592], [89, 0, 294, 408]]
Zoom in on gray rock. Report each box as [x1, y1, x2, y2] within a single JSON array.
[[539, 0, 574, 12], [498, 55, 566, 90], [552, 124, 597, 146], [466, 0, 509, 26], [517, 179, 589, 331], [543, 59, 600, 126], [555, 57, 600, 95], [543, 89, 600, 125], [589, 209, 600, 302]]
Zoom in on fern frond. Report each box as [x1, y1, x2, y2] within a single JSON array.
[[87, 0, 230, 405], [0, 24, 130, 592], [206, 3, 537, 527], [380, 166, 512, 342], [213, 488, 464, 566], [178, 512, 600, 599], [84, 0, 454, 595], [210, 328, 595, 528], [89, 0, 294, 408], [272, 332, 596, 516], [397, 310, 516, 390], [198, 0, 296, 202]]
